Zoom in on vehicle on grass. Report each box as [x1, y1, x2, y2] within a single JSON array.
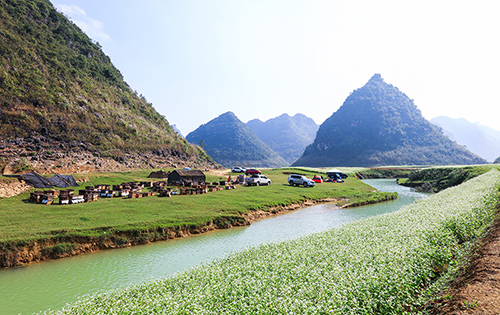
[[288, 174, 315, 187], [326, 169, 348, 180], [245, 174, 271, 186], [245, 169, 261, 175], [312, 175, 324, 183], [231, 166, 247, 173]]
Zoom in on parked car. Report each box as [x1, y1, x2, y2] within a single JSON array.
[[231, 166, 247, 173], [288, 174, 315, 187], [245, 169, 261, 175], [312, 175, 324, 183], [245, 174, 271, 186]]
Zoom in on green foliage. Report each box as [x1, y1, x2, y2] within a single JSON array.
[[0, 0, 203, 158], [293, 74, 487, 167], [186, 112, 288, 167], [42, 170, 500, 314], [41, 242, 76, 256], [355, 167, 416, 179], [403, 165, 493, 192], [12, 157, 33, 173]]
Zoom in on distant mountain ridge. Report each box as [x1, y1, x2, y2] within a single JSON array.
[[293, 74, 487, 167], [247, 113, 318, 164], [430, 116, 500, 162], [186, 112, 288, 168]]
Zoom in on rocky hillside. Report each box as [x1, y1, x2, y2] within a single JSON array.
[[247, 113, 318, 164], [293, 74, 487, 167], [431, 116, 500, 162], [0, 0, 215, 174], [186, 112, 288, 168]]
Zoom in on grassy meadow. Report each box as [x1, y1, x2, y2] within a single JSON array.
[[42, 169, 500, 314], [0, 168, 394, 248]]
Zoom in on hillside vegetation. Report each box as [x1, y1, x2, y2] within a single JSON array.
[[0, 0, 211, 171], [398, 165, 495, 192], [293, 74, 487, 167], [186, 112, 288, 168]]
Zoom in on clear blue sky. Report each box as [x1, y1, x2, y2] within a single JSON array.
[[52, 0, 500, 136]]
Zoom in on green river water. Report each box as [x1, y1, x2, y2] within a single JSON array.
[[0, 179, 429, 314]]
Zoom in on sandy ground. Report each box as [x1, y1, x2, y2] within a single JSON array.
[[430, 215, 500, 314], [208, 169, 231, 177]]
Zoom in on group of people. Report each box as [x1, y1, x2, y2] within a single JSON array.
[[227, 174, 245, 185]]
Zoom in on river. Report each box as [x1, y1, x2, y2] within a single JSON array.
[[0, 179, 429, 314]]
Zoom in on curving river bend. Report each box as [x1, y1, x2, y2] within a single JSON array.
[[0, 179, 429, 314]]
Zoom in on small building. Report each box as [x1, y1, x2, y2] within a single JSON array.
[[168, 169, 206, 186]]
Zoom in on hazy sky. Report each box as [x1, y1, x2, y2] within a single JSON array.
[[52, 0, 500, 136]]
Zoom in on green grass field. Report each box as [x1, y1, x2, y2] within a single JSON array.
[[0, 168, 395, 247]]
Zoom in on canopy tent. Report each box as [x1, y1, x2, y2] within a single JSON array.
[[21, 171, 79, 188], [326, 169, 348, 179]]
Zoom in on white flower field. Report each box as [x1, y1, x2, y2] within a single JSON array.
[[46, 170, 500, 314]]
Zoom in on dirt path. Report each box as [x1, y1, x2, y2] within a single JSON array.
[[431, 215, 500, 314], [208, 169, 230, 178]]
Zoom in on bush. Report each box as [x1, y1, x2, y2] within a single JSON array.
[[41, 243, 76, 257]]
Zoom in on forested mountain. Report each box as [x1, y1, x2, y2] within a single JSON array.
[[0, 0, 213, 173], [186, 112, 288, 168], [293, 74, 487, 167], [247, 113, 318, 164], [431, 116, 500, 162]]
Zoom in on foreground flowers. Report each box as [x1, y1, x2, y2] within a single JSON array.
[[46, 170, 500, 314]]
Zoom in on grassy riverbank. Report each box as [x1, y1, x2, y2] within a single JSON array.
[[43, 169, 500, 314], [0, 168, 395, 266]]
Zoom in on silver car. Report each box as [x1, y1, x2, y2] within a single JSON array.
[[288, 174, 315, 187]]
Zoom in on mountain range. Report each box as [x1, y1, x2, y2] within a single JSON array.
[[293, 74, 487, 167], [186, 112, 288, 168], [246, 114, 318, 164], [430, 116, 500, 162]]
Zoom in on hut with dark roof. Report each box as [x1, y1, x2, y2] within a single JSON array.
[[167, 170, 206, 186]]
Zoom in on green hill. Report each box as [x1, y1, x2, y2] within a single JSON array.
[[186, 112, 288, 168], [293, 74, 487, 167], [247, 113, 318, 164], [0, 0, 213, 172]]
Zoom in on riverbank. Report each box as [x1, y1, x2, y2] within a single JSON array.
[[0, 196, 396, 268], [41, 170, 500, 314], [0, 168, 396, 268], [429, 212, 500, 314]]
